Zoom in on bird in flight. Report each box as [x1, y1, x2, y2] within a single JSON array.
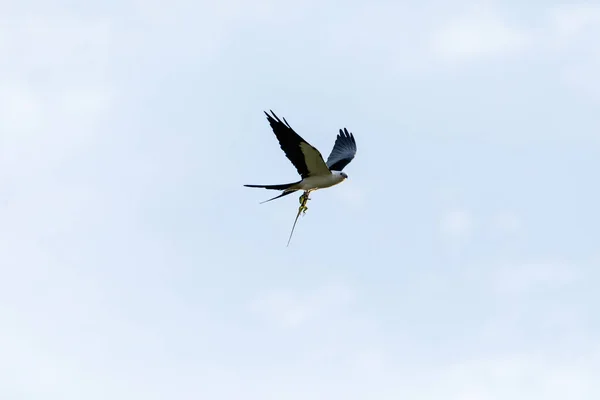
[[245, 110, 357, 245]]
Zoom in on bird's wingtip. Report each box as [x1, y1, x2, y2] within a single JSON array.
[[265, 110, 279, 122]]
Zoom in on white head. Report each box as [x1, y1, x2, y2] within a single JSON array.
[[335, 171, 348, 179]]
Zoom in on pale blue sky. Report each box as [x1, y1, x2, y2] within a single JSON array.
[[1, 1, 599, 399]]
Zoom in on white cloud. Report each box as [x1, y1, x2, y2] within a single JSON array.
[[492, 260, 579, 295], [421, 353, 600, 400], [426, 3, 600, 101], [490, 211, 522, 235], [250, 283, 355, 328], [430, 8, 531, 62], [548, 4, 600, 40], [0, 85, 42, 134], [440, 208, 473, 240], [0, 15, 111, 78], [543, 5, 600, 98], [0, 14, 115, 179]]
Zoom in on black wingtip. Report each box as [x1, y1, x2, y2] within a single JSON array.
[[264, 110, 293, 129], [265, 110, 283, 124]]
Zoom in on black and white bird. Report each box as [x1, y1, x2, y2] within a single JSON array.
[[245, 110, 357, 203]]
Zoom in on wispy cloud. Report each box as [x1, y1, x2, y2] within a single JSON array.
[[430, 7, 531, 62], [0, 14, 114, 177], [250, 283, 355, 328], [548, 4, 600, 40], [490, 211, 522, 235], [492, 260, 579, 295], [424, 353, 600, 400], [545, 4, 600, 98], [440, 208, 473, 241]]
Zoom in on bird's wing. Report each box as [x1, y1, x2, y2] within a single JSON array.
[[326, 128, 357, 171], [264, 110, 330, 178]]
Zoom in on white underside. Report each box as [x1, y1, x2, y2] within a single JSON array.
[[294, 173, 346, 191]]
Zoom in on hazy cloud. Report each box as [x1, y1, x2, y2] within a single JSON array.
[[430, 7, 531, 62]]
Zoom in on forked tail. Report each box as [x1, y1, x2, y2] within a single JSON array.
[[244, 181, 300, 203]]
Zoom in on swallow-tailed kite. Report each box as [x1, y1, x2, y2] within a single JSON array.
[[245, 110, 357, 202], [245, 110, 357, 245]]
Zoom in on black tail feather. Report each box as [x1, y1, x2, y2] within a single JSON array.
[[259, 190, 298, 204], [244, 181, 298, 190]]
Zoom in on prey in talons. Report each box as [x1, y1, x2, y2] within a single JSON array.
[[287, 191, 311, 246]]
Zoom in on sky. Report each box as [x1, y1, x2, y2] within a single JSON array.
[[1, 0, 599, 399]]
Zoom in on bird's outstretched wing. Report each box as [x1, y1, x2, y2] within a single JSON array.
[[264, 110, 330, 179], [326, 128, 357, 171]]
